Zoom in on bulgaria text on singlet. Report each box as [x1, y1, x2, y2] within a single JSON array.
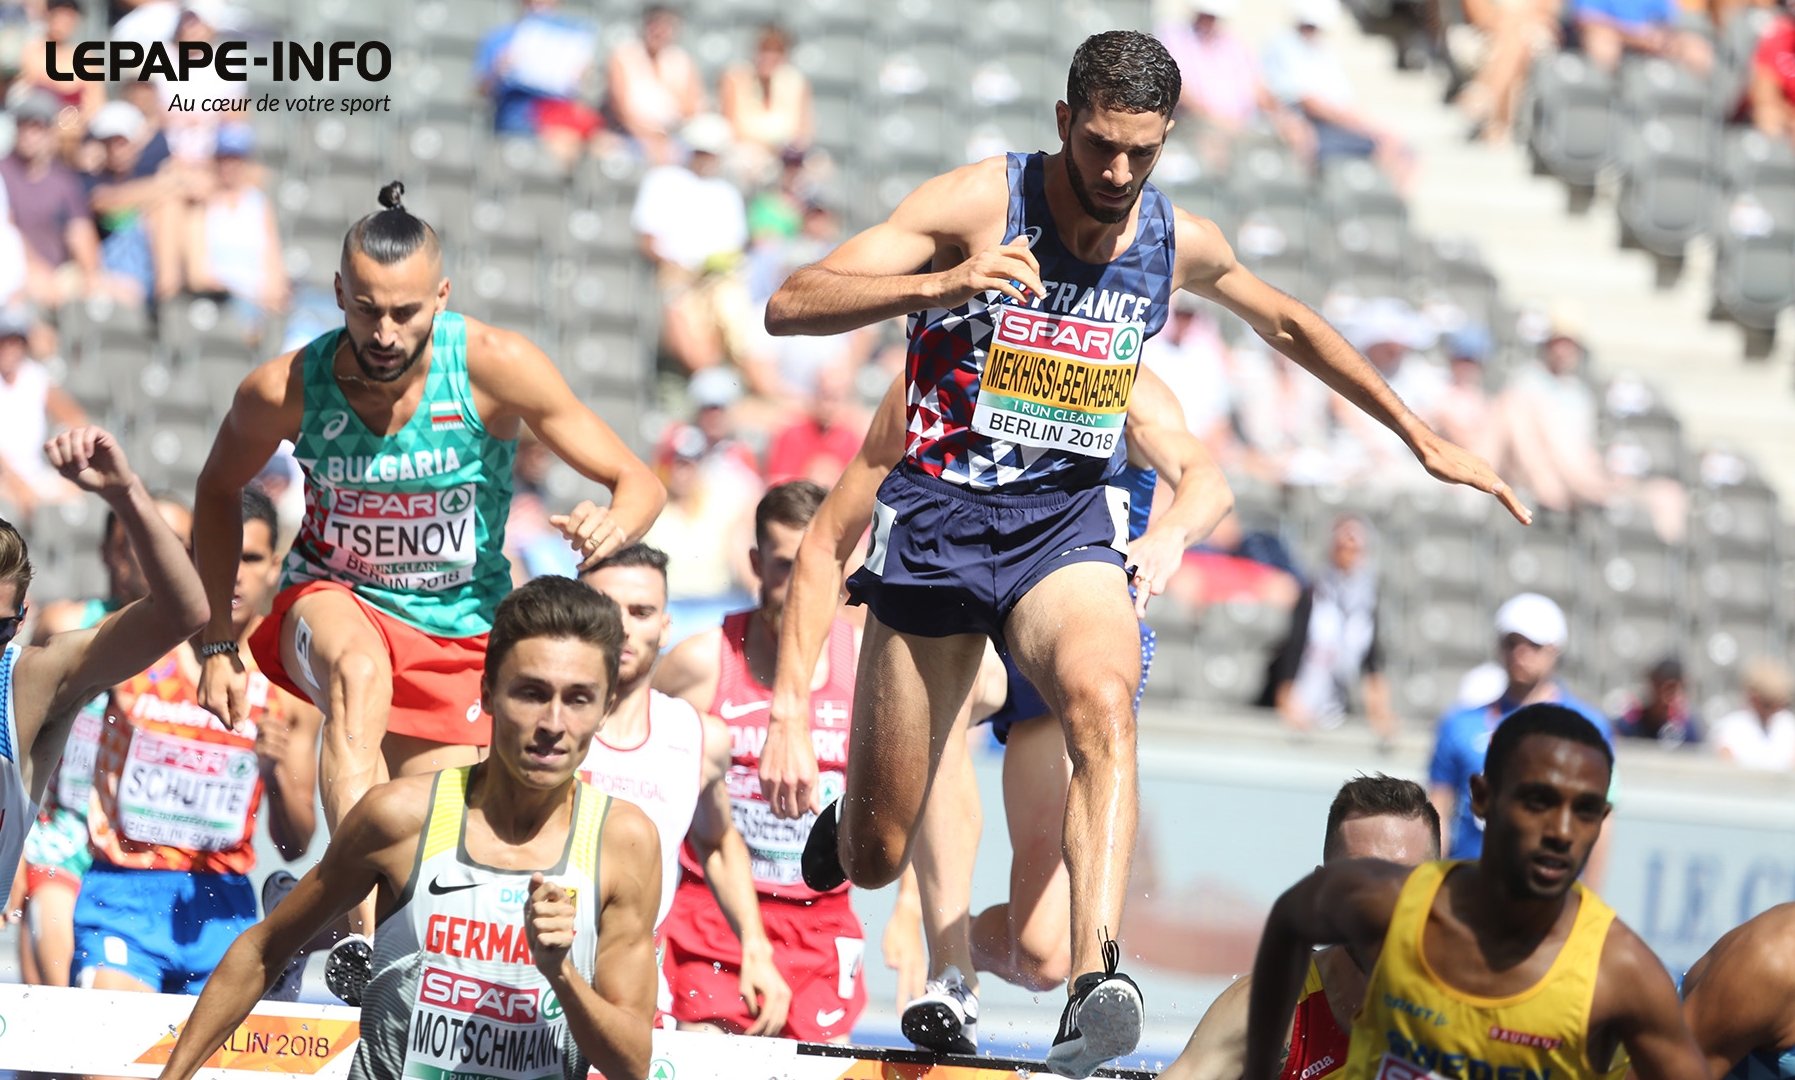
[[284, 311, 517, 637], [902, 151, 1175, 494], [679, 610, 854, 902], [1346, 860, 1629, 1080], [1281, 958, 1351, 1080], [88, 647, 279, 873], [0, 645, 36, 897], [352, 766, 609, 1080], [576, 689, 704, 929]]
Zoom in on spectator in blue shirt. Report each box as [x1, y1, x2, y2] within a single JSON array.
[[475, 0, 602, 169], [1428, 592, 1615, 883], [1572, 0, 1713, 76]]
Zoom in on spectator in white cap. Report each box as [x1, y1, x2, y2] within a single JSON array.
[[83, 99, 182, 304], [1262, 0, 1416, 190], [1427, 592, 1615, 875]]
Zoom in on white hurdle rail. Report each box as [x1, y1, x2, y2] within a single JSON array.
[[0, 984, 1159, 1079]]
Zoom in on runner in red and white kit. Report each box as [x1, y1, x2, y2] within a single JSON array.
[[575, 542, 791, 1034], [1160, 775, 1441, 1080], [654, 481, 863, 1042]]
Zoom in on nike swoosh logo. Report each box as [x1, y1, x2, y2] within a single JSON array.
[[815, 1008, 846, 1028], [718, 700, 770, 721], [427, 878, 483, 896]]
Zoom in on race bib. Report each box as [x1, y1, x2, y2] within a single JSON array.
[[971, 306, 1142, 458], [54, 705, 104, 811], [731, 770, 845, 887], [404, 966, 568, 1080], [319, 485, 478, 592], [115, 725, 259, 850]]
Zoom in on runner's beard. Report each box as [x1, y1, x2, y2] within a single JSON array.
[[348, 316, 435, 383], [1064, 151, 1142, 225]]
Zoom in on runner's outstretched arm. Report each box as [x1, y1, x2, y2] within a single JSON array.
[[1123, 367, 1233, 617], [195, 354, 303, 728], [1602, 923, 1710, 1080], [22, 429, 210, 760], [762, 376, 905, 817], [687, 712, 792, 1036], [1175, 212, 1530, 526], [765, 159, 1041, 337], [469, 322, 666, 570], [1244, 860, 1405, 1080], [157, 782, 422, 1080]]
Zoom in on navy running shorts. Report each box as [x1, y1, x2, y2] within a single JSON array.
[[982, 619, 1157, 743], [846, 463, 1132, 647]]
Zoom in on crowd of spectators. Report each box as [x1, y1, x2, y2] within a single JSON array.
[[0, 0, 1784, 775]]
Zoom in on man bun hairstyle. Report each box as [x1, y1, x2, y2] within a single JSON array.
[[342, 179, 441, 267], [1066, 31, 1182, 119]]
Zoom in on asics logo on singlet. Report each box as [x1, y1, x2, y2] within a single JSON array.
[[717, 700, 770, 721], [320, 411, 351, 440], [428, 877, 484, 896], [1020, 226, 1043, 249]]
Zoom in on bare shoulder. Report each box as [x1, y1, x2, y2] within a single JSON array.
[[654, 628, 721, 699], [1172, 208, 1234, 282], [346, 774, 437, 848], [461, 316, 550, 378], [600, 796, 661, 866], [897, 155, 1012, 237], [1682, 903, 1795, 997]]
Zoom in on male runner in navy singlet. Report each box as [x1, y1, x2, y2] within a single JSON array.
[[762, 31, 1529, 1078]]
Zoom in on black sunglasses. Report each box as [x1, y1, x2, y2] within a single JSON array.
[[0, 603, 29, 646]]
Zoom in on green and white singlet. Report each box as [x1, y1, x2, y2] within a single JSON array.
[[283, 313, 516, 638]]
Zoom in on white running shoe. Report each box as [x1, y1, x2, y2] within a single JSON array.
[[901, 965, 980, 1055]]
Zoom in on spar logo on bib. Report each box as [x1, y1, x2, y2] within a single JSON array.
[[971, 306, 1142, 459]]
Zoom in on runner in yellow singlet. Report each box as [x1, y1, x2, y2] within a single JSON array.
[[1242, 704, 1707, 1080]]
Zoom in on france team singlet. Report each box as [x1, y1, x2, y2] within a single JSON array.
[[284, 312, 516, 638], [903, 151, 1175, 494]]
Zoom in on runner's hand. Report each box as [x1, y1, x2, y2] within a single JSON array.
[[738, 940, 792, 1036], [934, 235, 1046, 309], [1125, 525, 1186, 619], [551, 500, 629, 572], [1413, 430, 1532, 526], [46, 427, 136, 497], [198, 651, 251, 731], [759, 700, 821, 819], [524, 873, 577, 980]]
